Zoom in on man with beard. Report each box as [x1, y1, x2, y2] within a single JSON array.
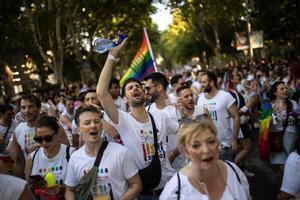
[[168, 74, 185, 104], [196, 72, 240, 161], [143, 73, 179, 165], [8, 95, 68, 177], [97, 39, 178, 199]]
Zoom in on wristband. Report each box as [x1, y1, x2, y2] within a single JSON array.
[[240, 106, 248, 113], [107, 53, 119, 62]]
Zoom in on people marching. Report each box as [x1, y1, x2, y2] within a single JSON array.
[[0, 36, 299, 200]]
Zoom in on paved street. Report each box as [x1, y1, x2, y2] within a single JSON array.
[[245, 132, 279, 200]]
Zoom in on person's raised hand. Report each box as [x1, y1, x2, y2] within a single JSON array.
[[109, 32, 128, 59]]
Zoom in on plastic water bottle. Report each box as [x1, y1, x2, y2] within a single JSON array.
[[93, 33, 127, 54], [93, 38, 115, 54]]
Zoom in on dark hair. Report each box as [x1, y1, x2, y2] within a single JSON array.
[[269, 81, 285, 101], [20, 95, 41, 108], [269, 81, 293, 112], [176, 85, 191, 96], [121, 78, 143, 97], [75, 105, 102, 126], [0, 104, 13, 114], [204, 72, 218, 87], [143, 72, 169, 91], [36, 116, 60, 133], [170, 74, 183, 86], [109, 78, 120, 89]]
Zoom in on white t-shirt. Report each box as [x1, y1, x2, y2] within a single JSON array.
[[113, 110, 177, 190], [0, 174, 28, 200], [281, 151, 300, 196], [13, 122, 39, 158], [196, 90, 236, 147], [0, 120, 17, 157], [65, 142, 138, 200], [168, 93, 177, 104], [114, 96, 127, 112], [160, 162, 251, 200], [30, 144, 75, 184]]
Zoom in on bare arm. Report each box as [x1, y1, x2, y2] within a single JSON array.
[[7, 134, 25, 178], [60, 115, 72, 130], [96, 39, 127, 124], [57, 127, 70, 146], [65, 186, 75, 200], [103, 120, 119, 139], [24, 155, 33, 181], [120, 173, 142, 200], [228, 103, 240, 152]]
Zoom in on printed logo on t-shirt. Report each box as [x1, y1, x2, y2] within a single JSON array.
[[37, 165, 64, 184], [24, 132, 39, 154], [140, 129, 166, 164], [203, 103, 218, 121]]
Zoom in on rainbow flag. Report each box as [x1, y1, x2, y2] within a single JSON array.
[[120, 28, 157, 87], [258, 103, 272, 160]]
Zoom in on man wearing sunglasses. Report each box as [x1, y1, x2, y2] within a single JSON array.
[[143, 72, 180, 168], [97, 38, 179, 199]]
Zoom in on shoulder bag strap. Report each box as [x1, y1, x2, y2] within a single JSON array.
[[176, 172, 181, 200], [66, 146, 70, 162], [148, 113, 158, 152], [94, 141, 108, 167], [224, 160, 241, 184]]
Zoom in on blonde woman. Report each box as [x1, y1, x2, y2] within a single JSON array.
[[160, 115, 251, 200]]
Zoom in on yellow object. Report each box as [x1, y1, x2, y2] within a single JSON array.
[[44, 172, 56, 187], [93, 195, 109, 200]]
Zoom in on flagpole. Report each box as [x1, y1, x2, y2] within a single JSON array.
[[143, 27, 158, 72]]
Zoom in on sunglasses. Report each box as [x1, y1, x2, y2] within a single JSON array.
[[34, 132, 56, 143], [180, 113, 210, 125]]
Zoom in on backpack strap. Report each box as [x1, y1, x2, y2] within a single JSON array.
[[66, 146, 70, 162], [224, 160, 241, 184], [176, 172, 181, 200], [31, 148, 40, 171]]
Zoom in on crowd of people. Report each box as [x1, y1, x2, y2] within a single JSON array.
[[0, 38, 299, 200]]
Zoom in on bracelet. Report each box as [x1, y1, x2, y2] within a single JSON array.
[[107, 53, 119, 62]]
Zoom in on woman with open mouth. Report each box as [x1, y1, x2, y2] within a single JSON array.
[[160, 114, 251, 200]]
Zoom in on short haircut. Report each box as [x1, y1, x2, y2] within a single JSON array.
[[84, 89, 97, 98], [0, 104, 13, 114], [20, 94, 41, 108], [176, 85, 191, 96], [36, 116, 60, 133], [204, 72, 218, 87], [109, 78, 120, 89], [74, 105, 102, 126], [143, 72, 169, 91], [170, 74, 183, 86], [121, 78, 143, 97]]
